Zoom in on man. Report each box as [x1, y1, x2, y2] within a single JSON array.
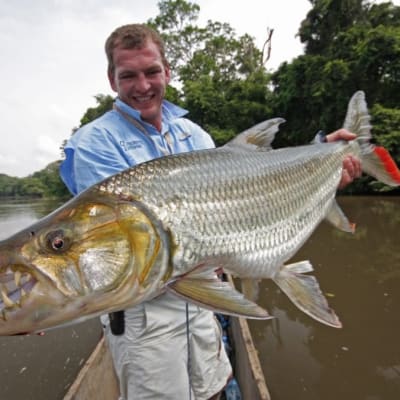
[[60, 24, 361, 399]]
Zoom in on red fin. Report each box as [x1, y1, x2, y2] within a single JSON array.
[[373, 146, 400, 184]]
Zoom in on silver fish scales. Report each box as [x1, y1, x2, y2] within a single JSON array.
[[97, 131, 347, 278]]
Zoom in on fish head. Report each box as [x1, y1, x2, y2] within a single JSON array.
[[0, 192, 169, 335]]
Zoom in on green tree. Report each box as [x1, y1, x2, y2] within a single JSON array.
[[79, 94, 115, 127], [149, 0, 273, 144], [31, 161, 70, 198], [298, 0, 366, 55], [0, 174, 19, 197], [16, 177, 47, 197]]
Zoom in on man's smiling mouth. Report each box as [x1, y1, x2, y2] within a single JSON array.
[[134, 95, 154, 103]]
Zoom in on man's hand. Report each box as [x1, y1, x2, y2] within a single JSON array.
[[326, 129, 362, 189]]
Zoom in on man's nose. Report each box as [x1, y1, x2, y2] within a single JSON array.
[[136, 74, 151, 92]]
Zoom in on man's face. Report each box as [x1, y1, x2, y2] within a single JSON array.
[[108, 40, 171, 131]]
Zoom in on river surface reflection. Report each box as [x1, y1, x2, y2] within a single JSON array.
[[249, 196, 400, 400], [0, 198, 102, 400]]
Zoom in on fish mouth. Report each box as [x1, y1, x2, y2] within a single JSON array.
[[0, 266, 37, 319]]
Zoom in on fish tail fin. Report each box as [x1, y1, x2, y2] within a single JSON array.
[[361, 146, 400, 187], [273, 260, 342, 328], [344, 91, 400, 187]]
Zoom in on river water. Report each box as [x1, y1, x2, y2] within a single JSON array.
[[248, 196, 400, 400], [0, 197, 398, 399], [0, 199, 102, 400]]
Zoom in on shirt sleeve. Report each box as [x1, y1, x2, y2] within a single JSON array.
[[60, 127, 130, 195]]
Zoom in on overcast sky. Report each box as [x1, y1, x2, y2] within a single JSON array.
[[1, 0, 397, 177]]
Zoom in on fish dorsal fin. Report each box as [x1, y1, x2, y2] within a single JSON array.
[[166, 268, 271, 319], [224, 118, 285, 151]]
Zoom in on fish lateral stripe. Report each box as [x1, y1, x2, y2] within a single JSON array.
[[373, 146, 400, 184]]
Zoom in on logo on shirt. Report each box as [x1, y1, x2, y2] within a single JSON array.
[[120, 140, 143, 151]]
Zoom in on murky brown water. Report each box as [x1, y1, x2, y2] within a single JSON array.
[[0, 199, 102, 400], [248, 196, 400, 400]]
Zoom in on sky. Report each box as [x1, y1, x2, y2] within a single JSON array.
[[0, 0, 397, 177]]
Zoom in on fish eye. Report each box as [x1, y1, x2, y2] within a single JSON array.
[[45, 230, 70, 252]]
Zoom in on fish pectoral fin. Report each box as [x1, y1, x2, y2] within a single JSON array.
[[325, 200, 355, 233], [167, 272, 271, 320], [273, 260, 342, 328]]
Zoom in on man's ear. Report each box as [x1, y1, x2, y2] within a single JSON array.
[[165, 64, 171, 85], [108, 69, 117, 92]]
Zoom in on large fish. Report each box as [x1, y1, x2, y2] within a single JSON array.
[[0, 91, 399, 335]]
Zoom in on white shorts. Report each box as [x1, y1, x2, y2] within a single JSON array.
[[103, 292, 232, 400]]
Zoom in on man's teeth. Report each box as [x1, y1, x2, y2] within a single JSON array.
[[135, 95, 152, 102]]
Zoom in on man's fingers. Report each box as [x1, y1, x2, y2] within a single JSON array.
[[339, 169, 352, 189], [343, 157, 355, 178], [353, 155, 362, 178], [339, 155, 362, 189], [326, 129, 357, 142]]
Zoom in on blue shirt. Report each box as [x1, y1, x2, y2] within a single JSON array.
[[60, 98, 215, 194]]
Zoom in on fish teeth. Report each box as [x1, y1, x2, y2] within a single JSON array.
[[20, 273, 30, 286], [14, 270, 21, 287], [0, 269, 36, 317], [0, 283, 15, 308]]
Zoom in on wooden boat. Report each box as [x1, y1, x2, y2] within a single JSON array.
[[63, 315, 270, 400]]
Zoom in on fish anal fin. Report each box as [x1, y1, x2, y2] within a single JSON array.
[[325, 200, 355, 233], [273, 260, 342, 328], [167, 270, 271, 320]]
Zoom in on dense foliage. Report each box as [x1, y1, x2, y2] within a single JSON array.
[[0, 161, 70, 198], [1, 0, 399, 197]]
